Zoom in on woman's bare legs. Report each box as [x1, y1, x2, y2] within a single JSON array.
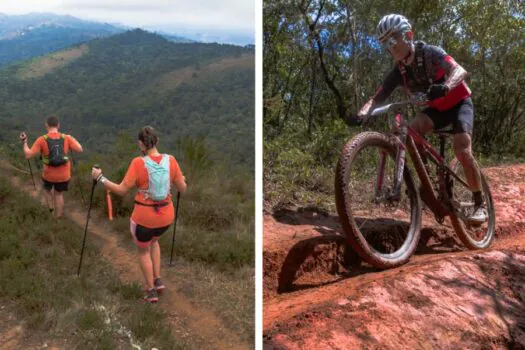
[[138, 246, 154, 290], [150, 239, 161, 279]]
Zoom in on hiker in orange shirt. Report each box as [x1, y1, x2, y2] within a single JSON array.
[[91, 126, 187, 303], [20, 115, 83, 219]]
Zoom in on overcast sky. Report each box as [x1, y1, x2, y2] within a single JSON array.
[[0, 0, 254, 35]]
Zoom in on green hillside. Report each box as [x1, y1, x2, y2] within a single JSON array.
[[0, 28, 254, 165], [0, 26, 118, 68]]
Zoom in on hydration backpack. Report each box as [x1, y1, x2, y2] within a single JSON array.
[[141, 154, 171, 201], [398, 41, 434, 92], [43, 134, 69, 167]]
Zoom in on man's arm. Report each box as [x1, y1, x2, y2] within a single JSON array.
[[20, 133, 39, 159], [444, 63, 468, 91], [67, 135, 83, 153], [427, 47, 468, 99], [358, 68, 402, 117]]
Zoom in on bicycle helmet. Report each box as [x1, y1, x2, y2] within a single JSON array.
[[377, 14, 412, 43]]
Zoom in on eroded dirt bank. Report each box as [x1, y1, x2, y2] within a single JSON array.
[[264, 164, 525, 349]]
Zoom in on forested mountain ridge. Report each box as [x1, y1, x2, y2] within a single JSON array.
[[0, 13, 193, 67], [0, 29, 254, 165], [0, 13, 123, 67]]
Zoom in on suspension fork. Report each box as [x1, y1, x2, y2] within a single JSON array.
[[374, 126, 408, 202], [392, 125, 408, 199], [374, 151, 387, 202]]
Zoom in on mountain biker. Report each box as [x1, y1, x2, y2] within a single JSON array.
[[353, 14, 487, 223], [91, 126, 187, 303], [20, 115, 83, 219]]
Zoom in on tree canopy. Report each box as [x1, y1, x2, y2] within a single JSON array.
[[264, 0, 524, 207]]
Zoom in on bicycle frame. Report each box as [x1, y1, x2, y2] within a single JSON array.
[[374, 108, 473, 220]]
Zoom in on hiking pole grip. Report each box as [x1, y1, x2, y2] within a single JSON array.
[[92, 164, 101, 185], [169, 192, 181, 266], [77, 164, 99, 276]]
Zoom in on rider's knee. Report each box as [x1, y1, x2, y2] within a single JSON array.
[[453, 133, 473, 163], [411, 113, 433, 135], [454, 145, 474, 163]]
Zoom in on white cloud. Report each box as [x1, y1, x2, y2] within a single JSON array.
[[0, 1, 62, 13], [0, 0, 254, 33]]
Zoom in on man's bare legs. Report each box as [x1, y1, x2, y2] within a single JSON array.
[[43, 188, 54, 212], [411, 113, 482, 191], [453, 132, 487, 222], [453, 133, 482, 192], [42, 188, 65, 219], [54, 191, 65, 219], [411, 114, 486, 221], [409, 112, 434, 139]]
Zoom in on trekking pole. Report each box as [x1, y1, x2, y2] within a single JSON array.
[[71, 153, 85, 206], [20, 132, 35, 189], [169, 192, 181, 266], [77, 164, 100, 276], [27, 159, 36, 190]]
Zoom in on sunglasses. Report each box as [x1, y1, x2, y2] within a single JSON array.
[[382, 32, 408, 50]]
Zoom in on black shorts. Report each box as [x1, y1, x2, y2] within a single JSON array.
[[423, 97, 474, 135], [135, 224, 170, 243], [42, 179, 69, 192]]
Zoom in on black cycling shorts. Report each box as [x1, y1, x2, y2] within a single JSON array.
[[423, 97, 474, 135], [42, 179, 69, 192]]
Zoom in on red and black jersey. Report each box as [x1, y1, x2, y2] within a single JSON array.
[[373, 41, 471, 111]]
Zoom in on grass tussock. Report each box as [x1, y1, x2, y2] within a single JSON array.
[[169, 259, 255, 343]]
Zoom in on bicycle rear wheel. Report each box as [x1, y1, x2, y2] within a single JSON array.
[[335, 132, 422, 268], [448, 159, 495, 249]]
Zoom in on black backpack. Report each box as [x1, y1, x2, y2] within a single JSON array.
[[43, 134, 69, 167], [398, 41, 434, 91]]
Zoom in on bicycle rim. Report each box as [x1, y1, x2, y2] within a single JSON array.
[[335, 132, 421, 268]]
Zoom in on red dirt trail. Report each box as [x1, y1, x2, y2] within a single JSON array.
[[264, 164, 525, 349]]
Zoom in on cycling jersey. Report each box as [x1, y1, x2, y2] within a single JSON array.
[[373, 41, 471, 111]]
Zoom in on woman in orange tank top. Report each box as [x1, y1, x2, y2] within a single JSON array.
[[91, 126, 187, 303]]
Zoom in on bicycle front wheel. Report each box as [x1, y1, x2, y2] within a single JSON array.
[[335, 132, 422, 268]]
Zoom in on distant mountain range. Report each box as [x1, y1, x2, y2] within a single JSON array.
[[0, 13, 195, 67], [145, 26, 255, 47], [0, 13, 123, 40]]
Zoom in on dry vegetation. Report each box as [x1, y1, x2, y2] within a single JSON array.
[[17, 44, 89, 79]]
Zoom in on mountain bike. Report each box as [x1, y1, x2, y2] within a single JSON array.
[[335, 93, 495, 268]]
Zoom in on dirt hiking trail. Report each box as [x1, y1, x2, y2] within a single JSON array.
[[264, 164, 525, 349], [2, 165, 251, 350]]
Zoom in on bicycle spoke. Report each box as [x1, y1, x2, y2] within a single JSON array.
[[346, 144, 412, 254]]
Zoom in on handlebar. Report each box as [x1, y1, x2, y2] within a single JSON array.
[[369, 92, 428, 118]]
